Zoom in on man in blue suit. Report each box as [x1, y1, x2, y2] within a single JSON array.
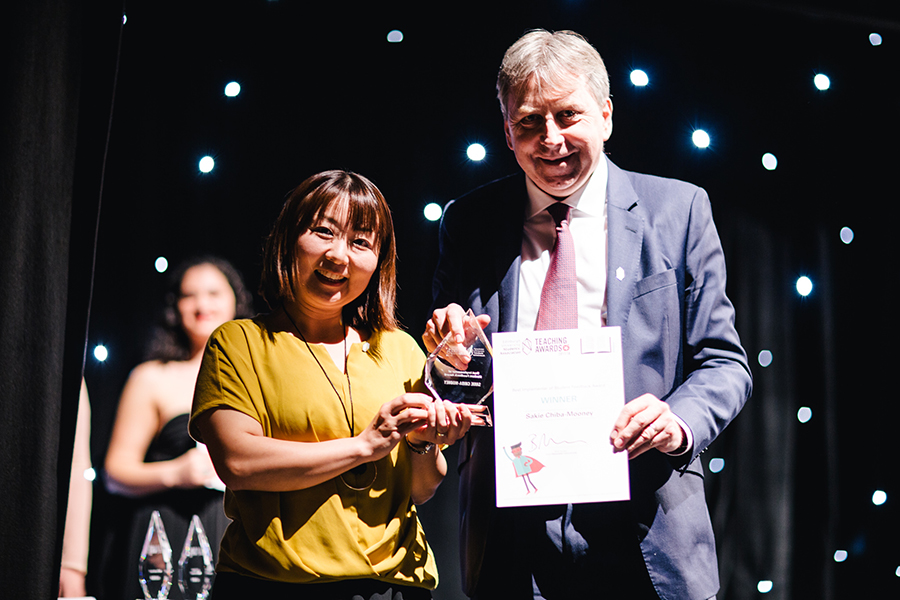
[[423, 30, 752, 599]]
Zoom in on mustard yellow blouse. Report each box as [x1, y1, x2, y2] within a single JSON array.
[[189, 318, 438, 588]]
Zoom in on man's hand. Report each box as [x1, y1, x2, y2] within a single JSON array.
[[610, 393, 686, 459], [423, 304, 491, 369]]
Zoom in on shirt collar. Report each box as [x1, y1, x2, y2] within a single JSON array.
[[524, 156, 608, 220]]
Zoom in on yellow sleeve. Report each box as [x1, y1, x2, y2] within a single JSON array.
[[190, 321, 266, 442]]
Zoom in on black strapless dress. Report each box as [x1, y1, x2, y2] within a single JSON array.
[[109, 414, 230, 600]]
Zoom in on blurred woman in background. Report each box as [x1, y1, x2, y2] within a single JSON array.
[[104, 256, 253, 600]]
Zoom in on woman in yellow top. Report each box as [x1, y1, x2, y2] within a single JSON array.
[[190, 170, 474, 599]]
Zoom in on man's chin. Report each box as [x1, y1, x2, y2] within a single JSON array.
[[535, 176, 581, 198]]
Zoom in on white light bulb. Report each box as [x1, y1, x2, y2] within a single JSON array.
[[467, 143, 486, 161], [424, 203, 443, 222], [630, 69, 649, 87], [814, 73, 831, 91], [839, 227, 854, 244], [692, 130, 710, 149], [199, 156, 215, 173], [93, 345, 108, 362]]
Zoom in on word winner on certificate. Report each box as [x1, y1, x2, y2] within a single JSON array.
[[491, 327, 630, 508]]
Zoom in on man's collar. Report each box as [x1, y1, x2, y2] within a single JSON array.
[[524, 156, 608, 219]]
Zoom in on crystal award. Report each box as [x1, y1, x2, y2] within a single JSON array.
[[425, 309, 493, 426], [139, 510, 173, 600], [177, 514, 215, 600]]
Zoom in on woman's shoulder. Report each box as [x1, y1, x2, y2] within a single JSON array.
[[126, 359, 169, 385], [371, 328, 418, 348], [368, 328, 426, 362], [209, 316, 267, 343], [208, 315, 301, 359]]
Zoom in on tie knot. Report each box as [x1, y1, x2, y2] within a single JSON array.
[[546, 202, 571, 227]]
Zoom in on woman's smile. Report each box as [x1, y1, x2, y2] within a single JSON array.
[[293, 202, 379, 316]]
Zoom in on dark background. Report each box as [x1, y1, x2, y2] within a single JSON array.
[[76, 1, 900, 598]]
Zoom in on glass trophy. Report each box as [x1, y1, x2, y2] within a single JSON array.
[[177, 514, 215, 600], [425, 309, 493, 426], [139, 510, 173, 600]]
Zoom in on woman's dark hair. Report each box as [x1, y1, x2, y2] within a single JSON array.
[[145, 255, 254, 361], [259, 169, 398, 333]]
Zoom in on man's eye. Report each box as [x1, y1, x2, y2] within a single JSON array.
[[559, 110, 578, 122], [519, 115, 540, 127]]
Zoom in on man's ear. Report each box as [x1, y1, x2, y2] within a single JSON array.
[[601, 97, 613, 141]]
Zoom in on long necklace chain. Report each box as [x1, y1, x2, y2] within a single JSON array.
[[283, 309, 354, 437]]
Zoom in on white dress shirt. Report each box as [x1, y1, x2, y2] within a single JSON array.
[[517, 157, 609, 332], [516, 158, 692, 455]]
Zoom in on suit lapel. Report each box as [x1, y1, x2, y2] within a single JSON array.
[[492, 175, 526, 333], [489, 165, 643, 332], [605, 159, 643, 328]]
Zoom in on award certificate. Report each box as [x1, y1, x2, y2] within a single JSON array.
[[491, 327, 630, 508]]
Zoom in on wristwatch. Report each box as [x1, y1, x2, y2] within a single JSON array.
[[404, 436, 435, 454]]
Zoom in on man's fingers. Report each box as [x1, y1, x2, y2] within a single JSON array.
[[624, 419, 683, 458], [424, 304, 471, 352], [610, 395, 668, 452], [446, 309, 467, 343]]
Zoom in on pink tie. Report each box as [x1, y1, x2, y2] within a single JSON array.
[[535, 202, 577, 330]]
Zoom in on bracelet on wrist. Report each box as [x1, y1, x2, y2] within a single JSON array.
[[404, 436, 435, 455]]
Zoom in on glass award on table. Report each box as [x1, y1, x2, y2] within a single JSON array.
[[177, 514, 215, 600], [424, 309, 493, 427], [139, 510, 173, 600]]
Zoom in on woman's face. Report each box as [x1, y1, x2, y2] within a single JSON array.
[[292, 201, 379, 318], [177, 263, 237, 345]]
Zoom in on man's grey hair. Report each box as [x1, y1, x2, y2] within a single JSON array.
[[497, 29, 610, 120]]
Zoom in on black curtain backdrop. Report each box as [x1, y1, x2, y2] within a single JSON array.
[[2, 2, 894, 599], [0, 1, 120, 597], [709, 219, 801, 600]]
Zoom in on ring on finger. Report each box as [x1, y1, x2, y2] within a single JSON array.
[[436, 431, 447, 437]]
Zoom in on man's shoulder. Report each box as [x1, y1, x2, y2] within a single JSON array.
[[608, 159, 708, 219], [445, 173, 525, 214], [611, 159, 702, 199], [609, 161, 705, 200]]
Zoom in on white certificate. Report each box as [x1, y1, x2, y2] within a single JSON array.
[[491, 327, 630, 508]]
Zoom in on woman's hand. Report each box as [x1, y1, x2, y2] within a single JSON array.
[[405, 400, 474, 505], [59, 567, 86, 598], [170, 447, 219, 489], [406, 399, 474, 448], [105, 362, 203, 497], [197, 394, 433, 493], [356, 393, 433, 460]]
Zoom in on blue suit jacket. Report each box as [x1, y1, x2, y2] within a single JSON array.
[[431, 158, 752, 599]]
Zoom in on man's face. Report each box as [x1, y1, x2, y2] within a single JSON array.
[[504, 76, 612, 198]]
